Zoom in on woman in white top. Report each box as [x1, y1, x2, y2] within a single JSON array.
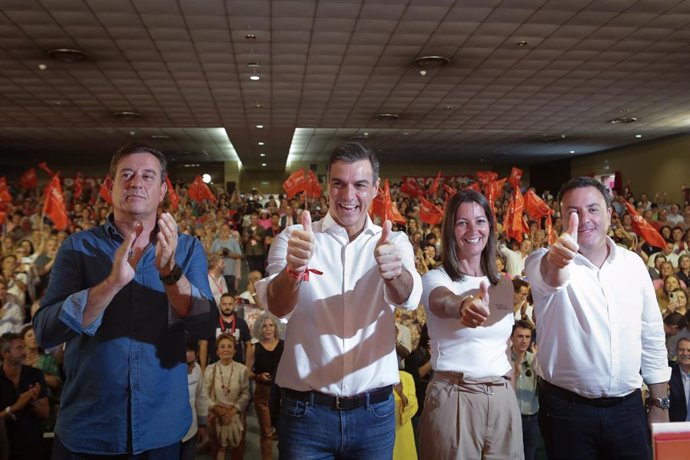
[[419, 190, 523, 460]]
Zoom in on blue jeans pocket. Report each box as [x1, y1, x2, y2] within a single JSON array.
[[367, 393, 395, 418], [280, 395, 311, 418]]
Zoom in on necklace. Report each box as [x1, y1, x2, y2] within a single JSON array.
[[217, 361, 235, 395]]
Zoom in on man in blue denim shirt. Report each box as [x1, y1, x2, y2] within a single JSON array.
[[34, 143, 214, 458]]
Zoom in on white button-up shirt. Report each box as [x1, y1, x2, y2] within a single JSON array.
[[525, 237, 670, 398], [256, 213, 422, 396]]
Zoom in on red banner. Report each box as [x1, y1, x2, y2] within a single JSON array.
[[371, 179, 406, 225], [0, 177, 12, 204], [99, 179, 112, 204], [306, 170, 322, 199], [73, 173, 83, 200], [429, 170, 441, 197], [400, 179, 423, 198], [38, 162, 54, 176], [504, 168, 528, 242]]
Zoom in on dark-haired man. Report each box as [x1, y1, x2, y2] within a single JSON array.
[[510, 320, 539, 460], [669, 337, 690, 422], [34, 143, 214, 458], [525, 177, 669, 460], [257, 142, 422, 458]]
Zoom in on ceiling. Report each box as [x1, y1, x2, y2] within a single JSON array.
[[1, 0, 689, 172]]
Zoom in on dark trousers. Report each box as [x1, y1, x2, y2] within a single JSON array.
[[521, 413, 540, 460], [538, 382, 649, 460], [51, 436, 180, 460]]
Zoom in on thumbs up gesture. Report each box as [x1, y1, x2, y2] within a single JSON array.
[[459, 280, 491, 328], [375, 220, 404, 281], [286, 211, 314, 274], [546, 211, 580, 268]]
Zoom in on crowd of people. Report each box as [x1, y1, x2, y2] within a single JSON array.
[[0, 141, 689, 459]]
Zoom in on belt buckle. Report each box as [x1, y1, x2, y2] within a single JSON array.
[[335, 395, 344, 410]]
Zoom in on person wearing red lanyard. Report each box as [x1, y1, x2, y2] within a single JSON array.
[[212, 293, 251, 365]]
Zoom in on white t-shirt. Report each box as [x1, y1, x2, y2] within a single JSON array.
[[422, 269, 514, 379]]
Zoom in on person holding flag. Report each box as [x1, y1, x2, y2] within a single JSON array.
[[419, 189, 521, 459], [255, 142, 422, 459], [525, 177, 669, 459]]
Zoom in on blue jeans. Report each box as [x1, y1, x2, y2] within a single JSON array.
[[278, 390, 395, 460], [538, 387, 649, 460]]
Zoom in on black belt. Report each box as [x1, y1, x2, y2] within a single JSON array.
[[539, 378, 641, 408], [282, 385, 392, 410]]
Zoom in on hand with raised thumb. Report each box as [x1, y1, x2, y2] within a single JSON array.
[[546, 211, 580, 269], [460, 280, 491, 328], [375, 220, 403, 281], [286, 210, 314, 275]]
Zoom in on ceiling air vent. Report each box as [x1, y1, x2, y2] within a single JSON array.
[[112, 111, 143, 120], [46, 48, 87, 62], [375, 113, 400, 121], [607, 116, 638, 124], [411, 55, 451, 68]]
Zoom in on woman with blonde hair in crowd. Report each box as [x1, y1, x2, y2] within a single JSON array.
[[245, 314, 284, 460], [204, 333, 249, 460], [420, 190, 521, 459], [657, 275, 685, 315]]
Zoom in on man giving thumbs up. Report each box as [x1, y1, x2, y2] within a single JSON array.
[[257, 142, 422, 459], [525, 177, 669, 460]]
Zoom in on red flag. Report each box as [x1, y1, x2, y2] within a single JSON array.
[[400, 179, 423, 198], [0, 210, 6, 225], [19, 168, 38, 190], [624, 200, 667, 248], [476, 171, 498, 189], [38, 162, 54, 176], [306, 170, 322, 199], [429, 170, 442, 197], [282, 169, 307, 199], [419, 197, 444, 225], [99, 179, 113, 204], [43, 174, 69, 230], [504, 168, 528, 242], [485, 177, 507, 223], [165, 176, 180, 210], [524, 189, 555, 244], [188, 176, 217, 203], [73, 173, 84, 200], [0, 177, 12, 204], [370, 179, 406, 225], [465, 182, 481, 193]]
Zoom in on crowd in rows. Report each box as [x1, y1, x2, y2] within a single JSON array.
[[1, 172, 690, 459]]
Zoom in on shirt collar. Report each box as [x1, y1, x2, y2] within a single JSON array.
[[320, 211, 378, 239]]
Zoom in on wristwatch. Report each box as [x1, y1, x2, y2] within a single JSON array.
[[159, 264, 183, 285], [645, 396, 671, 410]]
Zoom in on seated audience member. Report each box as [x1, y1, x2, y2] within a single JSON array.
[[664, 312, 687, 363], [0, 280, 24, 335], [648, 243, 679, 269], [677, 254, 690, 287], [669, 337, 690, 422], [21, 325, 61, 405], [649, 254, 667, 281], [1, 255, 28, 310], [668, 310, 690, 363], [0, 333, 49, 460], [393, 370, 418, 460], [656, 275, 685, 314], [181, 342, 209, 460]]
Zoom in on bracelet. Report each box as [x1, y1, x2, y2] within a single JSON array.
[[286, 266, 323, 282]]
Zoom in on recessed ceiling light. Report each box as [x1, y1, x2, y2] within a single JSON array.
[[202, 174, 212, 183], [608, 116, 637, 124], [151, 134, 171, 140], [569, 150, 575, 154], [245, 34, 257, 40], [256, 124, 264, 128], [38, 64, 47, 71], [516, 40, 528, 48], [363, 132, 369, 136], [258, 141, 264, 145], [250, 75, 260, 81], [261, 163, 267, 167], [635, 134, 643, 138], [255, 103, 262, 108], [259, 153, 266, 157]]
